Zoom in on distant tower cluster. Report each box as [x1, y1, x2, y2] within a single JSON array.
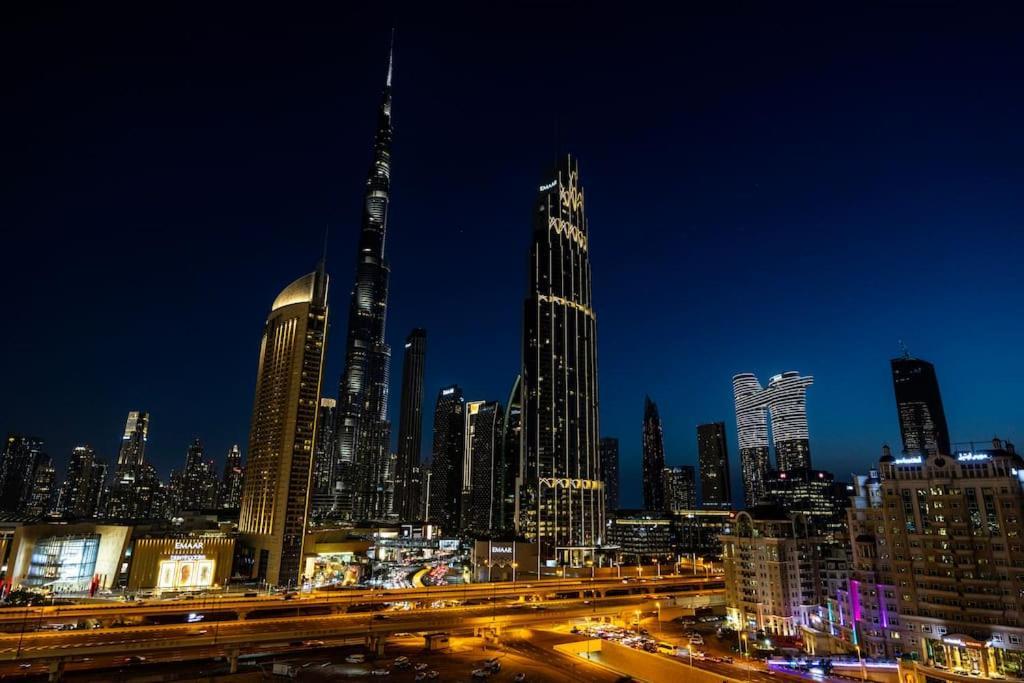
[[733, 371, 814, 506]]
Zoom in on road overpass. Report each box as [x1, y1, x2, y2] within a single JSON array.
[[0, 584, 724, 680]]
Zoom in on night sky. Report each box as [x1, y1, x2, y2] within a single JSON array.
[[4, 3, 1023, 507]]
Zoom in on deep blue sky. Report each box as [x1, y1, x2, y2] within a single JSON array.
[[4, 3, 1023, 507]]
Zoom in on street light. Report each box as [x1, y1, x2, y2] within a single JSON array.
[[511, 562, 518, 585], [654, 559, 661, 578], [655, 602, 661, 633]]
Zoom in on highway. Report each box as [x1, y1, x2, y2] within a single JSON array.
[[0, 574, 722, 627]]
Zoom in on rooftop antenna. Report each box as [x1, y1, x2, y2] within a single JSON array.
[[387, 27, 394, 88], [898, 340, 910, 359]]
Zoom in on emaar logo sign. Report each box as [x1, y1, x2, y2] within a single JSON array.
[[491, 545, 513, 555]]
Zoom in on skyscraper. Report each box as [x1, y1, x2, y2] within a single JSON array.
[[310, 398, 340, 522], [58, 445, 106, 519], [337, 44, 396, 522], [663, 465, 697, 511], [239, 262, 329, 586], [642, 396, 666, 511], [427, 385, 465, 533], [393, 328, 427, 521], [734, 373, 771, 507], [105, 411, 159, 521], [697, 422, 732, 509], [767, 372, 814, 471], [219, 444, 244, 509], [891, 353, 951, 456], [0, 435, 45, 514], [176, 439, 218, 512], [519, 154, 603, 566], [599, 437, 620, 513], [462, 400, 504, 536], [497, 375, 522, 536], [733, 371, 814, 505], [24, 453, 56, 517]]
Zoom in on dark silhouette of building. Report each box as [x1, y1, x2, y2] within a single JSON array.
[[0, 435, 46, 515], [663, 465, 696, 511], [393, 329, 427, 521], [642, 396, 666, 511], [697, 422, 732, 509], [462, 400, 504, 536], [24, 453, 56, 517], [599, 437, 620, 514], [519, 155, 603, 566], [174, 439, 218, 513], [58, 445, 106, 519], [310, 398, 340, 522], [219, 444, 244, 509], [891, 352, 951, 456], [427, 385, 465, 533], [238, 261, 329, 586], [337, 44, 396, 522], [762, 468, 850, 539], [497, 375, 522, 536]]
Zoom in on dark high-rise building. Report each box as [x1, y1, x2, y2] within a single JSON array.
[[891, 353, 951, 456], [176, 439, 218, 512], [519, 155, 603, 566], [763, 468, 852, 540], [663, 465, 697, 511], [310, 398, 340, 522], [462, 400, 504, 536], [393, 329, 427, 521], [697, 422, 732, 509], [642, 396, 666, 511], [599, 437, 620, 513], [220, 444, 244, 509], [0, 435, 45, 514], [337, 45, 396, 523], [239, 262, 329, 586], [24, 453, 56, 517], [427, 385, 465, 533], [58, 445, 105, 519], [497, 375, 522, 535]]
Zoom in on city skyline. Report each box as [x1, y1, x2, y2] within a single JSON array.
[[4, 6, 1023, 510]]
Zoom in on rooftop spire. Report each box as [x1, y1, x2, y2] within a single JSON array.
[[386, 28, 394, 88]]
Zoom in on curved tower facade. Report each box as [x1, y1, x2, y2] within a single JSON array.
[[767, 371, 813, 471], [337, 47, 395, 521], [240, 265, 329, 586], [519, 154, 603, 567]]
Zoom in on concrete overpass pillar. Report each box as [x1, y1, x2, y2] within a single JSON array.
[[47, 658, 65, 682]]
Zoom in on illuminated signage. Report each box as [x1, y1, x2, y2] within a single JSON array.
[[943, 637, 966, 647], [957, 452, 990, 462], [538, 180, 557, 192], [175, 540, 204, 551], [442, 388, 455, 396], [491, 545, 513, 554], [893, 456, 923, 465], [158, 559, 216, 590]]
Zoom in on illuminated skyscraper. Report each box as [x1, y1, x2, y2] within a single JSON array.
[[175, 439, 218, 512], [393, 329, 427, 521], [519, 154, 603, 566], [116, 411, 149, 470], [663, 465, 697, 511], [768, 372, 814, 471], [891, 353, 951, 456], [337, 43, 395, 522], [733, 371, 814, 506], [599, 437, 620, 513], [427, 385, 464, 532], [309, 398, 340, 522], [697, 422, 732, 509], [105, 412, 162, 521], [0, 435, 45, 514], [239, 263, 329, 586], [219, 444, 244, 509], [642, 396, 666, 511]]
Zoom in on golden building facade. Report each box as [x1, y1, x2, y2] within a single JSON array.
[[239, 266, 329, 586]]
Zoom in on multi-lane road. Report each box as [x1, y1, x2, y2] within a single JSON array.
[[0, 575, 724, 679]]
